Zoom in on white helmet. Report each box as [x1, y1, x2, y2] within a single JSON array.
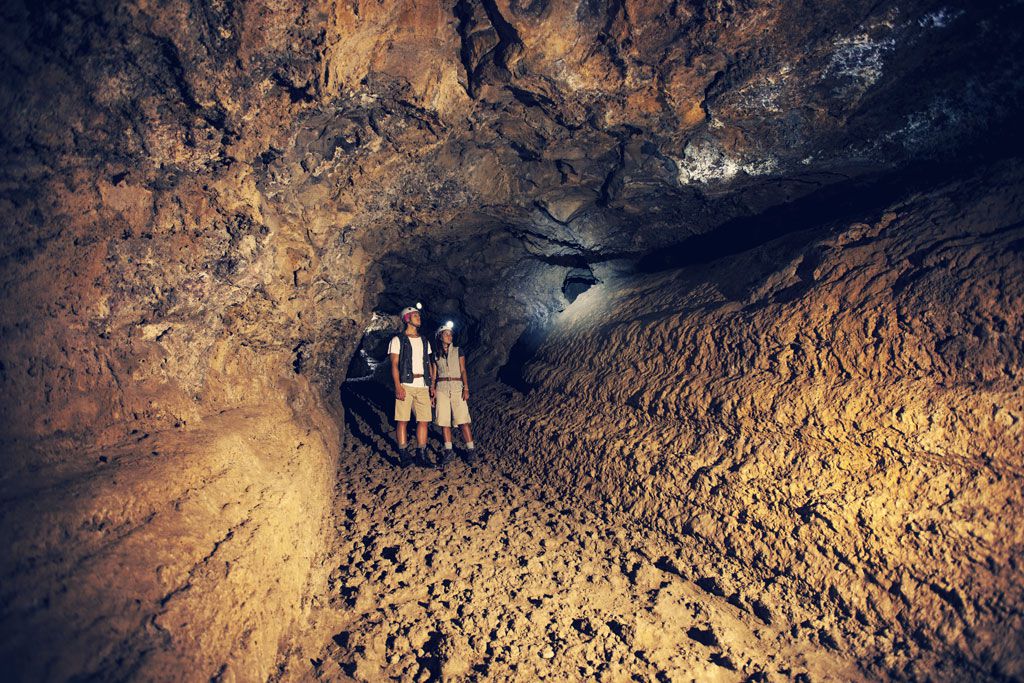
[[400, 306, 419, 323]]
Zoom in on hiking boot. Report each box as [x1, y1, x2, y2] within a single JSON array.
[[396, 444, 414, 467]]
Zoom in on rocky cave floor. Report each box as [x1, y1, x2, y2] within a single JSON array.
[[292, 381, 867, 683]]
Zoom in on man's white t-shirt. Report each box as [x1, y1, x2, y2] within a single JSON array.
[[387, 335, 432, 387]]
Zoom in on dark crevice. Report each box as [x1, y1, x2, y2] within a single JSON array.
[[507, 84, 569, 128], [508, 86, 556, 110], [597, 129, 640, 207], [497, 323, 546, 393], [562, 267, 599, 303], [507, 82, 584, 131], [532, 202, 569, 225], [700, 68, 727, 118], [154, 35, 229, 133], [453, 0, 477, 97], [271, 72, 315, 103], [596, 0, 628, 79], [292, 341, 309, 374], [415, 631, 445, 681], [509, 226, 631, 266], [522, 249, 600, 268], [597, 139, 625, 208], [479, 0, 525, 74], [509, 140, 541, 161]]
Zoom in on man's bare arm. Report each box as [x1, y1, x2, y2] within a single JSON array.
[[391, 353, 405, 400]]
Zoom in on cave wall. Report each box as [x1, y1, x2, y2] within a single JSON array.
[[0, 400, 337, 680], [478, 161, 1024, 678], [0, 1, 358, 677]]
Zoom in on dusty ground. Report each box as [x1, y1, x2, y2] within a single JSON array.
[[298, 383, 862, 682]]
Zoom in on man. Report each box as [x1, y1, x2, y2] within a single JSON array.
[[388, 306, 436, 466]]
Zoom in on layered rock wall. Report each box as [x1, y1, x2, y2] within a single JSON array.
[[479, 162, 1024, 679], [0, 2, 352, 677], [0, 395, 338, 680]]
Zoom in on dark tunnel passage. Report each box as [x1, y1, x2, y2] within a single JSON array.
[[1, 0, 1024, 680]]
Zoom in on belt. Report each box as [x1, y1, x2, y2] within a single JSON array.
[[412, 374, 424, 378], [436, 377, 462, 382]]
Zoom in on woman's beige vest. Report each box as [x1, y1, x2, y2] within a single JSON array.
[[436, 345, 462, 379]]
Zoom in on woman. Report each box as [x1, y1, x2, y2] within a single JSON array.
[[431, 325, 476, 464]]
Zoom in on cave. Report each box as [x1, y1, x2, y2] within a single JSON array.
[[1, 0, 1022, 680]]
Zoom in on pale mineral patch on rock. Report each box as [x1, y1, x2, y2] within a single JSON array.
[[917, 7, 964, 29], [825, 32, 897, 98], [674, 139, 779, 186]]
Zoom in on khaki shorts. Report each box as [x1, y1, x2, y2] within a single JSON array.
[[434, 381, 471, 427], [395, 385, 432, 422]]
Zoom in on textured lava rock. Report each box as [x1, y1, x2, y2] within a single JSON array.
[[0, 0, 1022, 679], [304, 409, 867, 682], [2, 0, 1021, 439], [0, 402, 339, 680], [477, 160, 1024, 679]]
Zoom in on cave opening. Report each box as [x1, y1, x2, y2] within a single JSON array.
[[561, 265, 599, 303], [2, 0, 1023, 681]]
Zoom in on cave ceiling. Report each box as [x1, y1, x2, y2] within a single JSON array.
[[2, 0, 1022, 384]]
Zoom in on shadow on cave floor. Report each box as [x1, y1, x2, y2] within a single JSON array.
[[306, 405, 864, 682], [340, 378, 403, 466], [340, 376, 481, 467]]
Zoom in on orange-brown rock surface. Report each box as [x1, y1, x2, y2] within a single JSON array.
[[479, 161, 1024, 679], [0, 0, 1022, 679]]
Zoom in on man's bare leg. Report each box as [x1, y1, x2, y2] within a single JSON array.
[[395, 421, 412, 465], [412, 420, 433, 466]]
